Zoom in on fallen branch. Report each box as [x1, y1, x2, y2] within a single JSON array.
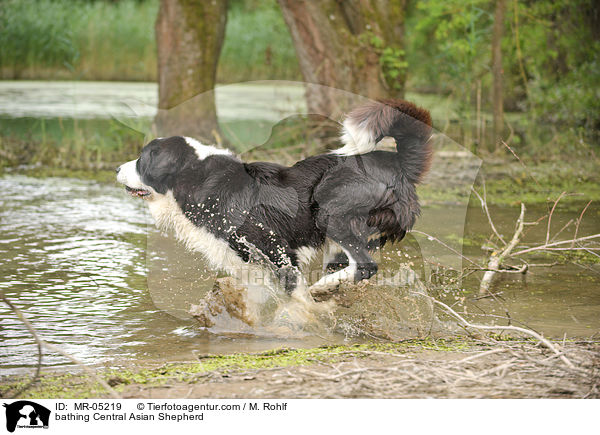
[[546, 191, 566, 245], [1, 296, 43, 399], [509, 233, 600, 257], [472, 183, 505, 245], [467, 264, 528, 274], [572, 200, 593, 248], [0, 292, 121, 399], [479, 203, 526, 294], [431, 297, 576, 369]]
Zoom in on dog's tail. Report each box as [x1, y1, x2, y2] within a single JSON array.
[[333, 99, 433, 183]]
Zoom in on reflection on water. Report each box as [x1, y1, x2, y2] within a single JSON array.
[[0, 175, 599, 374]]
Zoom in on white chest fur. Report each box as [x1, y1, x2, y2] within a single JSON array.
[[147, 191, 246, 275]]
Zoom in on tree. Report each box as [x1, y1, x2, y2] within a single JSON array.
[[491, 0, 506, 148], [278, 0, 407, 115], [154, 0, 228, 143]]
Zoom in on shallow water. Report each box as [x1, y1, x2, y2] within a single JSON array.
[[1, 81, 598, 373], [1, 175, 598, 374], [0, 175, 331, 374]]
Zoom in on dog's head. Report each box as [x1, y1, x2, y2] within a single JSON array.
[[116, 136, 231, 199]]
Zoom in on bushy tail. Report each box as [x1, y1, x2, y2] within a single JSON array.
[[333, 99, 433, 183]]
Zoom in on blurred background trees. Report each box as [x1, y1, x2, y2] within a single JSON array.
[[0, 0, 598, 152], [278, 0, 407, 114]]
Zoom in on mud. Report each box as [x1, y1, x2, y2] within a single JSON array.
[[190, 277, 258, 328], [188, 264, 444, 342]]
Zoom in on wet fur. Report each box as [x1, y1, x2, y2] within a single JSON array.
[[118, 99, 432, 295]]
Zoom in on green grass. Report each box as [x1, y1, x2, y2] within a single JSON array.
[[218, 1, 301, 83], [0, 0, 300, 83], [0, 0, 158, 81], [0, 117, 146, 170]]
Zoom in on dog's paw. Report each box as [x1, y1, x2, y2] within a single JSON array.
[[271, 293, 335, 333], [271, 302, 311, 331]]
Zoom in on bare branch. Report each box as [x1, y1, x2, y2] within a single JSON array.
[[0, 292, 121, 399], [431, 297, 576, 369], [471, 183, 506, 245], [480, 203, 526, 294], [501, 140, 540, 186], [1, 295, 43, 399], [510, 233, 600, 257], [572, 200, 592, 248], [536, 247, 600, 252], [550, 218, 573, 243], [546, 191, 566, 245]]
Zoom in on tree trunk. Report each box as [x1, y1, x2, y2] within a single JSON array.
[[154, 0, 228, 143], [491, 0, 506, 149], [278, 0, 407, 116]]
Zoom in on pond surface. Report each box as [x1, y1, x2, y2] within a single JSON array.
[[1, 175, 598, 375], [0, 81, 598, 374], [0, 80, 306, 121]]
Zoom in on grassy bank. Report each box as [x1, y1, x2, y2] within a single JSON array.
[[0, 341, 468, 399], [1, 111, 599, 207], [0, 0, 299, 82], [0, 117, 145, 171]]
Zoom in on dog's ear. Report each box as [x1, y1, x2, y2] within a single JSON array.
[[137, 137, 194, 194]]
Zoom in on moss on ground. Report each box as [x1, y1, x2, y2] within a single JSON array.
[[0, 338, 478, 399], [419, 157, 600, 207]]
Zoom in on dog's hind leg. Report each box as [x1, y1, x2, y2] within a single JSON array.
[[310, 236, 377, 291], [310, 248, 357, 290], [322, 240, 349, 272]]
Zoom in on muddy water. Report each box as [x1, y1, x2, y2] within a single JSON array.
[[1, 175, 599, 374], [0, 175, 327, 374]]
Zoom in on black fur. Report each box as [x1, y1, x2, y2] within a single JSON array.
[[129, 99, 432, 294]]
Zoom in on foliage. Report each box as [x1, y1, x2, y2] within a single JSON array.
[[365, 34, 408, 92], [0, 0, 299, 82], [0, 0, 597, 153], [405, 0, 493, 96], [0, 0, 158, 81], [512, 1, 600, 133], [405, 0, 599, 149], [0, 117, 145, 169], [218, 0, 301, 82]]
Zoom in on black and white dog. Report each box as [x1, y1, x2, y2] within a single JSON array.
[[117, 99, 432, 300]]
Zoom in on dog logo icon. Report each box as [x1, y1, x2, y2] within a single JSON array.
[[3, 401, 50, 433]]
